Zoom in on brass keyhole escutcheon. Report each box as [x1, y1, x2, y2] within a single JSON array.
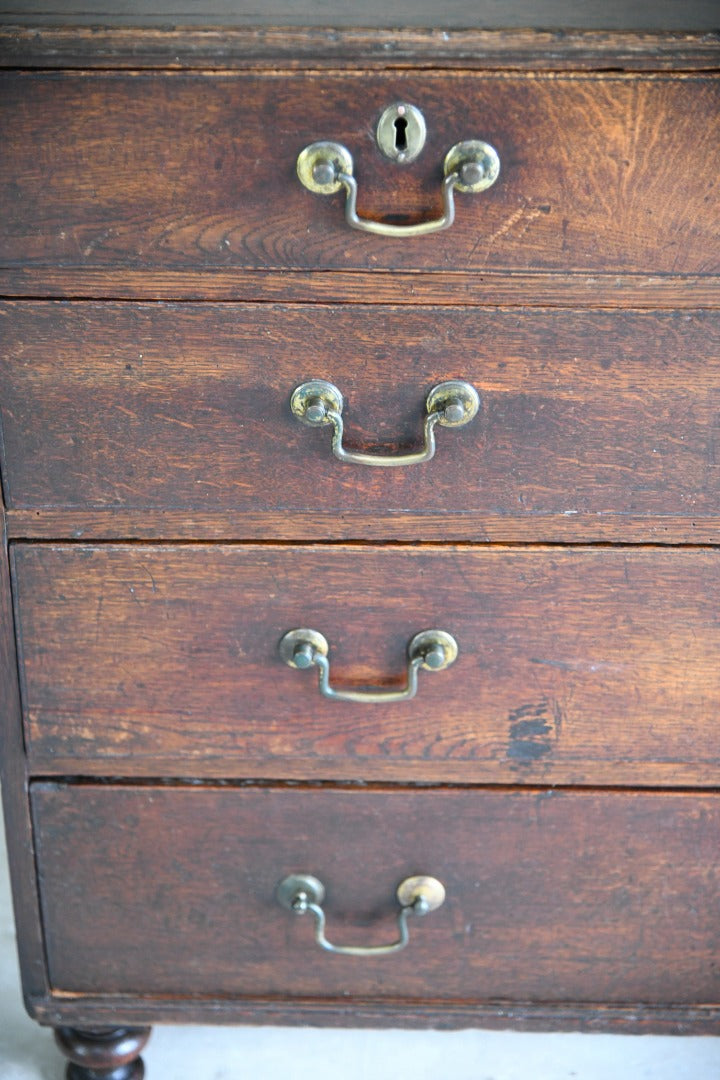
[[376, 102, 427, 163]]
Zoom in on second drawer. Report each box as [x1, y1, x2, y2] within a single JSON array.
[[13, 543, 720, 785], [3, 303, 720, 541]]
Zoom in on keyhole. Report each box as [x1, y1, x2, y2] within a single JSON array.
[[394, 116, 408, 153], [376, 102, 426, 162]]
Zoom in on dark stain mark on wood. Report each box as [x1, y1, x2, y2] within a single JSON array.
[[508, 740, 552, 761], [507, 699, 559, 763], [510, 718, 552, 739]]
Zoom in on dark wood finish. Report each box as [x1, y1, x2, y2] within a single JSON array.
[[66, 1062, 143, 1080], [2, 4, 719, 1057], [3, 304, 720, 536], [2, 27, 719, 71], [13, 543, 720, 786], [54, 1027, 150, 1080], [31, 783, 720, 1007], [0, 522, 49, 1005], [4, 269, 719, 307], [28, 996, 720, 1036], [1, 269, 718, 307], [10, 508, 720, 544], [2, 73, 718, 283]]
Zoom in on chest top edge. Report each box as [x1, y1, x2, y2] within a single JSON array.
[[0, 24, 718, 73]]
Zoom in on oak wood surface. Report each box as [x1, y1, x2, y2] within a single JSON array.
[[27, 994, 720, 1035], [2, 72, 718, 285], [1, 1, 718, 1053], [10, 509, 720, 543], [0, 522, 49, 1004], [3, 304, 720, 538], [2, 7, 719, 1048], [13, 543, 720, 785], [31, 783, 720, 1005], [2, 269, 718, 306], [2, 27, 719, 71]]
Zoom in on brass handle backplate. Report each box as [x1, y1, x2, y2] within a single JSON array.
[[290, 379, 480, 467], [277, 873, 446, 957], [279, 628, 458, 703], [297, 137, 499, 237]]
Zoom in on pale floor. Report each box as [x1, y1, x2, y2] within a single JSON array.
[[0, 804, 718, 1080]]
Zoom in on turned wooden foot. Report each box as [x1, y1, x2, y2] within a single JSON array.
[[53, 1026, 151, 1080]]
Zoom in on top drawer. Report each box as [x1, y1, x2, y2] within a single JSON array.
[[1, 71, 718, 289]]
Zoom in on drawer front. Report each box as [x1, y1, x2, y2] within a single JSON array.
[[3, 303, 720, 539], [14, 544, 720, 785], [1, 72, 717, 279], [31, 783, 720, 1005]]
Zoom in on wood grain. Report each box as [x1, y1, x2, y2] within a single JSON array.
[[2, 72, 718, 283], [0, 521, 48, 1004], [3, 303, 720, 537], [26, 994, 720, 1035], [3, 0, 720, 1051], [2, 27, 719, 71], [13, 543, 720, 785], [2, 268, 718, 306], [31, 783, 720, 1006], [10, 509, 720, 543]]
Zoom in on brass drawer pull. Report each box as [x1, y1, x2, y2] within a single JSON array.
[[297, 139, 500, 236], [290, 379, 480, 467], [277, 873, 446, 957], [279, 628, 458, 703]]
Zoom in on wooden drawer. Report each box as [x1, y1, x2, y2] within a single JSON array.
[[3, 303, 720, 543], [1, 71, 718, 286], [14, 543, 720, 786], [30, 783, 720, 1010]]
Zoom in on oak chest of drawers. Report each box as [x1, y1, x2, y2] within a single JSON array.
[[1, 3, 719, 1076]]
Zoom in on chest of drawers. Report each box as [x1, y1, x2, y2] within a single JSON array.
[[1, 4, 719, 1076]]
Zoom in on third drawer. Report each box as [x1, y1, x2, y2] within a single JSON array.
[[13, 542, 720, 786]]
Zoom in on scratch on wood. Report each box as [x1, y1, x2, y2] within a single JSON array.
[[467, 203, 543, 266], [707, 414, 720, 467], [94, 595, 104, 642], [153, 414, 196, 430], [141, 566, 158, 594], [82, 229, 114, 257]]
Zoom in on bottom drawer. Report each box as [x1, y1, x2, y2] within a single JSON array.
[[32, 784, 718, 1008]]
